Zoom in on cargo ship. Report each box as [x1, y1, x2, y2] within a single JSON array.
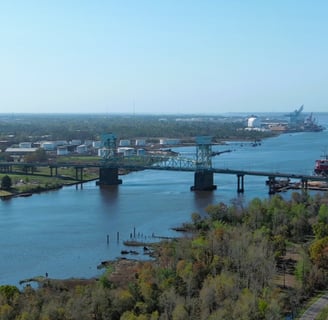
[[314, 153, 328, 176]]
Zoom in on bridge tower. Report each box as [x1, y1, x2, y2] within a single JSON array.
[[101, 133, 118, 160], [191, 136, 217, 191], [97, 133, 122, 186]]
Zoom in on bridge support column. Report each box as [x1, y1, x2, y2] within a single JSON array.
[[0, 164, 11, 173], [237, 174, 244, 193], [97, 168, 122, 186], [267, 176, 276, 194], [50, 166, 58, 177], [75, 167, 83, 181], [191, 170, 217, 191], [301, 178, 308, 191]]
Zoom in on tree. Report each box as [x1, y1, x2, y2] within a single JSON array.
[[1, 175, 12, 190], [309, 236, 328, 269], [25, 148, 48, 163]]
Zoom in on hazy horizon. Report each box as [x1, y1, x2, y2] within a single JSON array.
[[1, 1, 327, 114]]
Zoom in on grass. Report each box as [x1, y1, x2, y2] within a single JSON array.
[[56, 155, 101, 163], [0, 156, 103, 198], [0, 168, 99, 197], [316, 305, 328, 320], [0, 190, 13, 197]]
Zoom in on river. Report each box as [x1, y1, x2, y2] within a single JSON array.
[[1, 113, 328, 286]]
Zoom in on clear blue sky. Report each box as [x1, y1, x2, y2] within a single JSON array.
[[1, 1, 327, 114]]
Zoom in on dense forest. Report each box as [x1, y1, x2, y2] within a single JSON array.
[[1, 191, 328, 319], [0, 114, 273, 145]]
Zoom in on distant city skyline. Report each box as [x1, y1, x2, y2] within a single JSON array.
[[1, 1, 327, 114]]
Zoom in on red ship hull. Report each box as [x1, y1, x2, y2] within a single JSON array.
[[314, 158, 328, 176]]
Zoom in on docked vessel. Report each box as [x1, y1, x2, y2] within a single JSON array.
[[285, 105, 324, 133], [314, 154, 328, 176]]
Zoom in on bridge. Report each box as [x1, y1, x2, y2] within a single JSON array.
[[1, 134, 328, 194]]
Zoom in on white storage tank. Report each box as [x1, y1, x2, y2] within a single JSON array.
[[56, 140, 68, 146], [117, 147, 134, 156], [19, 142, 32, 148], [70, 139, 82, 146], [137, 148, 146, 156], [76, 144, 88, 154], [247, 116, 261, 128], [119, 139, 131, 147], [160, 138, 180, 145], [57, 146, 69, 156], [41, 141, 56, 151], [135, 139, 146, 146], [98, 147, 107, 157], [93, 141, 102, 148]]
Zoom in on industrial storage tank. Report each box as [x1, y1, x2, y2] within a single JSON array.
[[135, 139, 146, 146], [41, 141, 56, 151], [247, 116, 261, 128], [117, 147, 134, 156], [137, 148, 146, 156], [119, 139, 131, 147]]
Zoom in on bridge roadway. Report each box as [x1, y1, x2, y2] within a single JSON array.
[[1, 157, 328, 193]]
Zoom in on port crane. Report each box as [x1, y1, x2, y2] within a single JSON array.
[[285, 105, 305, 127]]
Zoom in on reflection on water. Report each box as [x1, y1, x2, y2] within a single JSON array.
[[193, 190, 214, 215], [99, 185, 119, 206]]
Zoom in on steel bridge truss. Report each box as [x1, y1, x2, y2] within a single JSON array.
[[102, 154, 197, 171], [100, 134, 212, 171]]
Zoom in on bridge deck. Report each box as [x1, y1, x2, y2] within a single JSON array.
[[1, 160, 327, 183]]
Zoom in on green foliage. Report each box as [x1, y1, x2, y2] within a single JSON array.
[[318, 204, 328, 223], [0, 285, 19, 303], [25, 148, 48, 163], [309, 236, 328, 269], [99, 266, 114, 288], [316, 305, 328, 320], [0, 303, 14, 320], [172, 303, 189, 320], [313, 222, 328, 239], [1, 175, 12, 190], [0, 114, 273, 143]]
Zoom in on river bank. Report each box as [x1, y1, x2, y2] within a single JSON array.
[[0, 173, 98, 200]]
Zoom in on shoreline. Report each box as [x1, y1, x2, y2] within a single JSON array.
[[0, 178, 98, 200]]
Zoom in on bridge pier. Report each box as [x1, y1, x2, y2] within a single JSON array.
[[50, 166, 58, 177], [75, 167, 84, 181], [191, 170, 217, 191], [97, 168, 122, 186], [267, 176, 276, 194], [301, 178, 308, 191], [22, 165, 35, 174], [237, 174, 244, 193], [0, 164, 12, 173]]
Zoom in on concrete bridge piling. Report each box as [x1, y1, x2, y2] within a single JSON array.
[[97, 167, 122, 186], [191, 170, 217, 191], [237, 174, 245, 193]]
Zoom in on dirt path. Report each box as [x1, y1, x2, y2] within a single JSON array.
[[299, 293, 328, 320]]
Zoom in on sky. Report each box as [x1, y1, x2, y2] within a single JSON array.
[[0, 1, 327, 114]]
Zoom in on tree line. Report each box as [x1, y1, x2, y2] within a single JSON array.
[[0, 114, 273, 147]]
